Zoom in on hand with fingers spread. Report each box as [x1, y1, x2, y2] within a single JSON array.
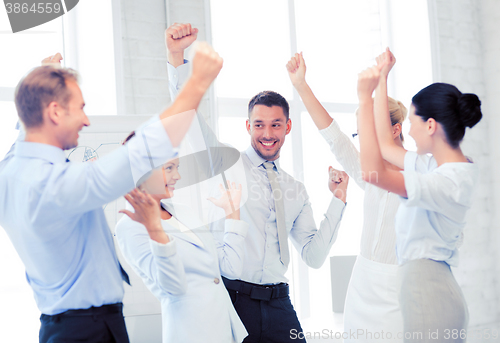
[[375, 47, 396, 79], [357, 66, 380, 102], [41, 53, 63, 66], [286, 52, 307, 88], [208, 180, 243, 220], [165, 22, 199, 67], [328, 167, 349, 203], [119, 188, 169, 243]]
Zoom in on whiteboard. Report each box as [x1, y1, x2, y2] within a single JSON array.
[[72, 115, 162, 342]]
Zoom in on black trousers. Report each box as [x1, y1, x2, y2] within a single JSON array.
[[224, 278, 306, 343], [39, 303, 130, 343]]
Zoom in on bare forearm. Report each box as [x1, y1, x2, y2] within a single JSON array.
[[295, 82, 333, 130], [147, 223, 170, 244], [374, 77, 396, 153], [358, 100, 386, 180], [159, 77, 206, 147], [167, 51, 185, 68]]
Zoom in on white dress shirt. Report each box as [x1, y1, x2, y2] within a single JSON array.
[[396, 151, 478, 267], [320, 120, 400, 264], [168, 62, 346, 284]]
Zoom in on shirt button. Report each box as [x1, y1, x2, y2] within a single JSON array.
[[214, 278, 220, 284]]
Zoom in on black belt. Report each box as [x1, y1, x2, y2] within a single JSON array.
[[44, 303, 123, 318], [222, 276, 289, 301]]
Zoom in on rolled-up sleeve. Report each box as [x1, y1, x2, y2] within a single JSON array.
[[400, 151, 467, 218]]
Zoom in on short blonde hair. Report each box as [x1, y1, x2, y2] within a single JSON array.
[[388, 97, 407, 142]]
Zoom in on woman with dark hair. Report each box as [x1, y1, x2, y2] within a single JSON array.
[[357, 49, 481, 343], [115, 133, 248, 343]]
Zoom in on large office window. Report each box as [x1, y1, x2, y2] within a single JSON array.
[[210, 0, 433, 330]]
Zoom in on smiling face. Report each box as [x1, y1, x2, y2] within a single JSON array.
[[140, 158, 181, 201], [246, 105, 291, 161]]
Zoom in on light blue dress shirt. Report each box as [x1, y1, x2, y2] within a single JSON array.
[[168, 62, 346, 284], [0, 115, 176, 315], [396, 151, 478, 267]]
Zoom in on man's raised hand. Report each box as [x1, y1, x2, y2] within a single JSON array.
[[41, 53, 63, 66], [166, 23, 199, 67]]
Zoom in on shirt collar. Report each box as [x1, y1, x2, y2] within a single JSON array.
[[245, 146, 281, 174], [14, 141, 67, 164]]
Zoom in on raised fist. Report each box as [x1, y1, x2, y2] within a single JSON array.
[[41, 53, 63, 66], [375, 47, 396, 78], [286, 52, 306, 87], [328, 167, 349, 203], [165, 23, 198, 54], [191, 42, 223, 91], [357, 66, 380, 101]]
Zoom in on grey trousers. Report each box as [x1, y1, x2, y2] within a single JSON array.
[[399, 259, 469, 343]]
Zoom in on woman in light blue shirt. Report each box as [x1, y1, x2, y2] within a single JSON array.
[[115, 134, 248, 342], [357, 49, 482, 342]]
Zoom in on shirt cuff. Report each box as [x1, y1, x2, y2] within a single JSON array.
[[149, 236, 177, 258], [319, 119, 343, 143], [224, 219, 249, 237], [326, 196, 346, 218], [126, 114, 179, 186], [167, 60, 190, 90]]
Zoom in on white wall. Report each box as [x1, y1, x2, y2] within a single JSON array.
[[431, 0, 500, 327]]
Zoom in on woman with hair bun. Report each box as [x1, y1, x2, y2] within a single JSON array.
[[358, 48, 481, 343], [287, 52, 407, 342]]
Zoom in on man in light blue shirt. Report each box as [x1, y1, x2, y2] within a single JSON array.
[[166, 23, 349, 342], [0, 44, 223, 343]]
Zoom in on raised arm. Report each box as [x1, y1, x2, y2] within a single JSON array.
[[290, 168, 348, 269], [165, 22, 229, 178], [159, 41, 222, 148], [286, 52, 333, 129], [357, 65, 406, 197], [286, 52, 365, 189], [374, 48, 406, 169]]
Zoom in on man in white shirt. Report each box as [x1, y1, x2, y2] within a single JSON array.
[[165, 23, 349, 342]]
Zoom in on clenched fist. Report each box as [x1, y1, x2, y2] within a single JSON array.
[[357, 66, 380, 102], [328, 167, 349, 203], [286, 52, 306, 88], [41, 53, 63, 67], [191, 42, 223, 92], [165, 23, 198, 67]]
